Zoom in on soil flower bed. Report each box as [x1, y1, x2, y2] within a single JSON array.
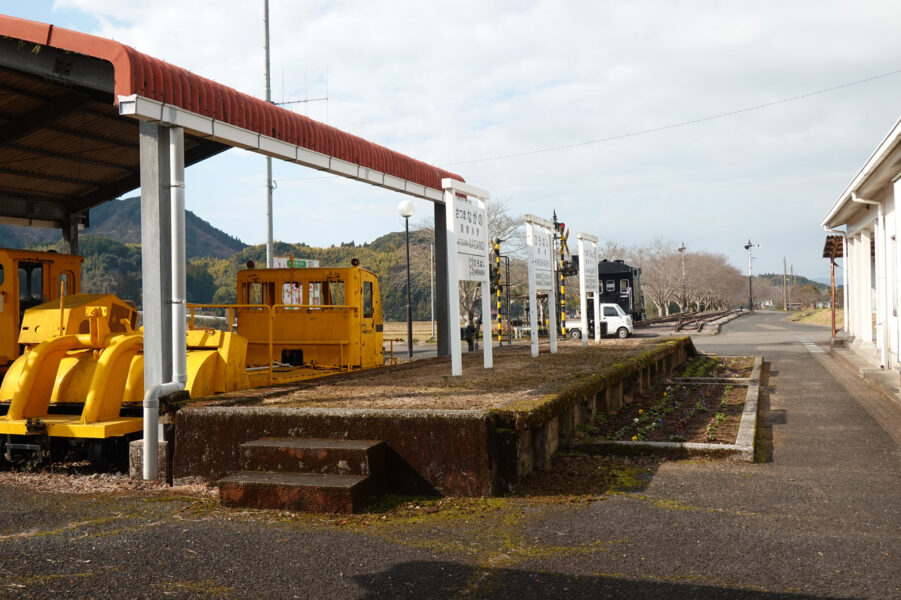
[[672, 354, 754, 379], [586, 382, 747, 445]]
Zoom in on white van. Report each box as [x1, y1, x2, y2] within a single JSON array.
[[565, 303, 633, 339]]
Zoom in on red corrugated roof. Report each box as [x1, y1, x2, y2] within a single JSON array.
[[0, 14, 463, 191]]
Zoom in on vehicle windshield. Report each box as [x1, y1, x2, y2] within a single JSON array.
[[613, 304, 627, 317]]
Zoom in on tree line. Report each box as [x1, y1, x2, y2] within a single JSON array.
[[40, 202, 830, 321]]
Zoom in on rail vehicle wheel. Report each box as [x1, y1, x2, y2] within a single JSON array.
[[616, 327, 629, 339], [48, 437, 70, 463], [569, 329, 581, 339], [88, 438, 129, 473]]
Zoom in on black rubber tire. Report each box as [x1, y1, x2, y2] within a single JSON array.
[[569, 329, 581, 339], [616, 327, 629, 339]]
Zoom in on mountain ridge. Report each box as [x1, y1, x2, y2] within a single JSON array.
[[0, 196, 246, 259]]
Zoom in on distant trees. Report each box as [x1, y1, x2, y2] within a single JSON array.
[[586, 239, 745, 316]]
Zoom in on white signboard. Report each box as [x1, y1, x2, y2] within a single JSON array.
[[529, 225, 554, 292], [581, 240, 598, 290], [525, 214, 557, 357], [273, 257, 320, 268], [454, 196, 488, 282], [443, 178, 494, 377], [577, 233, 600, 346]]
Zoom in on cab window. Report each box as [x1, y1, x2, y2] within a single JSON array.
[[603, 306, 618, 317], [328, 281, 345, 306], [282, 282, 302, 305], [244, 282, 274, 306], [59, 271, 74, 296], [308, 282, 322, 306], [605, 280, 615, 292], [620, 279, 629, 294], [363, 281, 373, 318], [18, 262, 43, 305]]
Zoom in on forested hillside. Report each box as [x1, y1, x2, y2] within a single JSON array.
[[0, 196, 245, 259]]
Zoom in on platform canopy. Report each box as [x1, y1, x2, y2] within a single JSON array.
[[0, 14, 463, 236]]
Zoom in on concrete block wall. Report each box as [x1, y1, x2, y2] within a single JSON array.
[[173, 337, 695, 497]]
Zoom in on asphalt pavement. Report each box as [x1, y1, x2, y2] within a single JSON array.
[[1, 310, 899, 599]]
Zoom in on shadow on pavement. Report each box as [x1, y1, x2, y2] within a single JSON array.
[[354, 560, 851, 599]]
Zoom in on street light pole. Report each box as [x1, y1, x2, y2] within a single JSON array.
[[677, 242, 686, 312], [398, 200, 416, 359], [744, 240, 758, 311]]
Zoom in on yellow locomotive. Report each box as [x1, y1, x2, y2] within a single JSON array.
[[0, 249, 384, 467]]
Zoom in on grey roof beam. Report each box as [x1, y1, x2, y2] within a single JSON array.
[[0, 91, 94, 145], [70, 137, 230, 213]]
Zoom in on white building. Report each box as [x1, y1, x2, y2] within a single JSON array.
[[821, 115, 901, 370]]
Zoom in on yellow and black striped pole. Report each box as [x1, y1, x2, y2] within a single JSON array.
[[559, 231, 566, 337], [495, 240, 502, 344]]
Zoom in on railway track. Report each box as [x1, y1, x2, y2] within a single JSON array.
[[636, 310, 738, 332]]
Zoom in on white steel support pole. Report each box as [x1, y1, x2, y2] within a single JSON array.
[[527, 221, 539, 358], [577, 233, 598, 348], [444, 189, 462, 376], [843, 234, 849, 332], [548, 281, 557, 354]]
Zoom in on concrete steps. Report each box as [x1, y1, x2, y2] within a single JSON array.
[[218, 438, 387, 513]]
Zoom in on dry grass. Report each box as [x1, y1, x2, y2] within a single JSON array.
[[792, 308, 843, 328], [382, 320, 438, 342]]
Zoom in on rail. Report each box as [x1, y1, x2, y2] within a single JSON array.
[[186, 302, 356, 385], [636, 310, 737, 332]]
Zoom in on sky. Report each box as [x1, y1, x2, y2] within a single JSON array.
[[5, 0, 901, 279]]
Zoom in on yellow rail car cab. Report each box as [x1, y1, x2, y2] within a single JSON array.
[[236, 264, 384, 376], [0, 249, 82, 373]]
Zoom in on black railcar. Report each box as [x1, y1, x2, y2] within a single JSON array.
[[596, 259, 645, 321]]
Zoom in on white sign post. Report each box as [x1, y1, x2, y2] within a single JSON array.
[[525, 214, 557, 357], [577, 233, 599, 346], [443, 178, 493, 377]]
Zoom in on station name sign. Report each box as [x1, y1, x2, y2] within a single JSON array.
[[454, 196, 488, 282], [529, 225, 553, 291]]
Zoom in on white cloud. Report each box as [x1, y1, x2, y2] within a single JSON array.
[[21, 0, 901, 276]]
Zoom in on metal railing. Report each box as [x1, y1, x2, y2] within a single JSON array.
[[186, 302, 356, 385]]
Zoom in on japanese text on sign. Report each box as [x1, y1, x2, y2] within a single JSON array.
[[582, 244, 598, 289], [529, 226, 553, 291], [454, 197, 487, 255]]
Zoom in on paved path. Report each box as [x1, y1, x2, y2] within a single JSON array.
[[1, 311, 899, 599]]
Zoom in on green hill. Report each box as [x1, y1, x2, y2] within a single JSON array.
[[0, 196, 246, 259]]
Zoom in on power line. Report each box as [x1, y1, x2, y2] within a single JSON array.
[[441, 68, 901, 168]]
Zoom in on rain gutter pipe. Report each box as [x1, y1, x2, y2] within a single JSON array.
[[850, 193, 888, 369], [823, 228, 849, 333], [144, 127, 188, 480]]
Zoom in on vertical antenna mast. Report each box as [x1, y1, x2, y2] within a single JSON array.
[[264, 0, 274, 268]]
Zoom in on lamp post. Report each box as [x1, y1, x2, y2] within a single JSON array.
[[744, 240, 758, 311], [398, 199, 415, 359], [677, 242, 686, 312]]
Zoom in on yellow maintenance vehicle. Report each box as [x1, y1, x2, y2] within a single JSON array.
[[0, 249, 84, 376], [0, 250, 384, 469]]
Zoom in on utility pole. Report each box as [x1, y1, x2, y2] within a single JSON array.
[[677, 242, 687, 312], [782, 256, 788, 311], [263, 0, 274, 268]]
